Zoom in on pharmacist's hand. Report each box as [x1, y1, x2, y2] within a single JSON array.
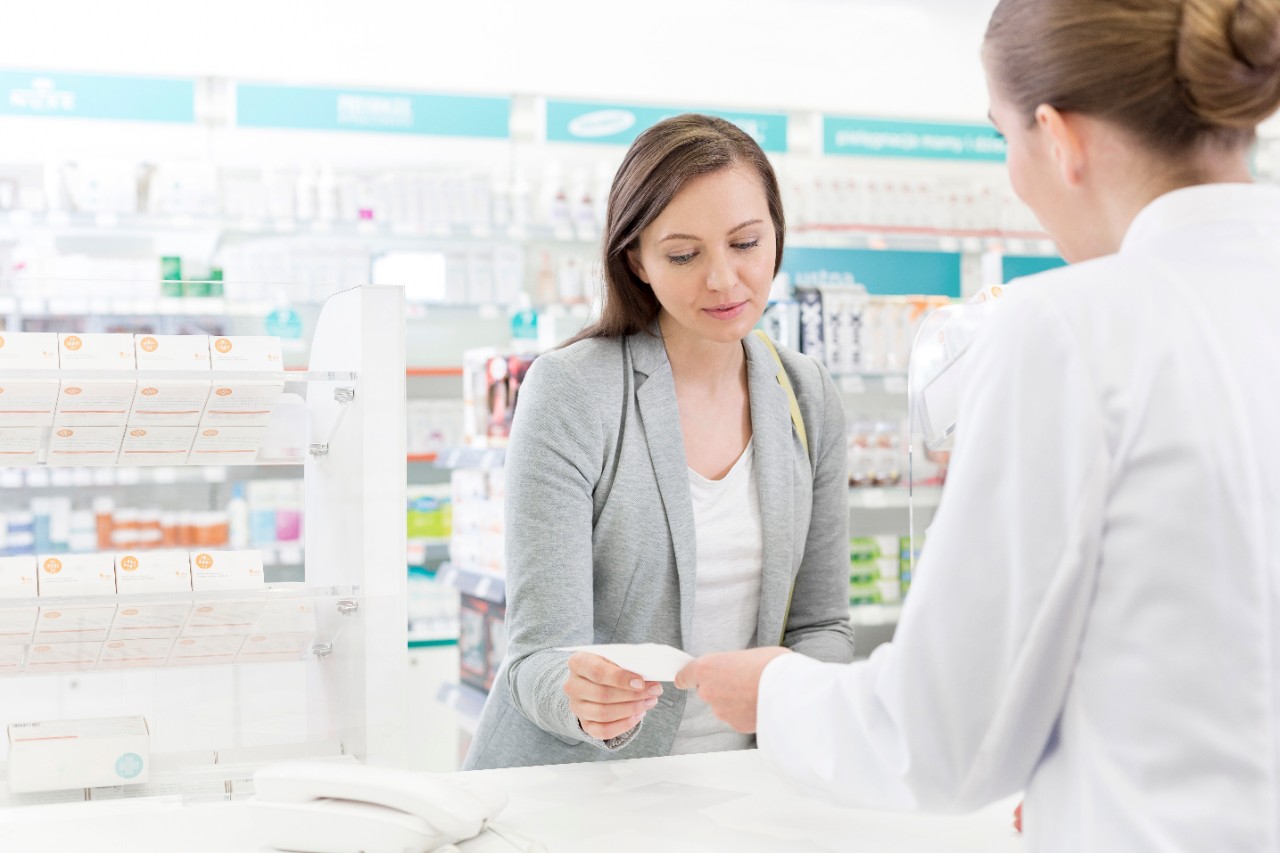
[[565, 652, 663, 741], [675, 647, 792, 733]]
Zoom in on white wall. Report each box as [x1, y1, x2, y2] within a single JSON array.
[[4, 0, 1000, 121]]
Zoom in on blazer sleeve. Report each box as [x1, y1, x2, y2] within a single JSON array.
[[781, 357, 856, 662], [500, 353, 610, 746]]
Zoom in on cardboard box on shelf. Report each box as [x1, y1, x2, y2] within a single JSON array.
[[0, 331, 59, 427], [36, 554, 116, 597], [186, 426, 265, 465], [53, 333, 136, 428], [0, 644, 23, 675], [0, 427, 42, 464], [114, 550, 191, 594], [23, 640, 104, 673], [7, 716, 150, 793], [166, 634, 246, 666], [234, 632, 312, 664], [201, 336, 284, 428], [188, 550, 264, 592], [46, 426, 124, 466], [0, 555, 38, 646], [129, 335, 211, 427], [108, 602, 191, 641], [97, 638, 176, 670], [117, 426, 196, 466]]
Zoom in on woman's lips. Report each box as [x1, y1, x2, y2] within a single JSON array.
[[703, 301, 747, 320]]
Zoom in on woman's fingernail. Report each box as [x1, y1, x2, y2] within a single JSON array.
[[647, 685, 663, 697], [629, 679, 644, 690], [644, 697, 658, 709]]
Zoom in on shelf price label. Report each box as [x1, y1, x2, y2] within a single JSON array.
[[236, 84, 510, 138]]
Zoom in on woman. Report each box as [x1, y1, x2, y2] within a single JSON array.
[[680, 1, 1280, 850], [464, 115, 855, 769]]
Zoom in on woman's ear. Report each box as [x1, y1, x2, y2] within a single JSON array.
[[1035, 104, 1087, 189], [626, 246, 650, 284]]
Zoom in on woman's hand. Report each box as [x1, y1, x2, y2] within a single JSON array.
[[675, 647, 792, 733], [565, 652, 663, 740]]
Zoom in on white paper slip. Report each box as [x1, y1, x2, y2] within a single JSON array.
[[558, 643, 695, 682]]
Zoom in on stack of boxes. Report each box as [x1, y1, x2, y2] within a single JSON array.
[[0, 332, 284, 465], [849, 534, 916, 606], [0, 547, 314, 674]]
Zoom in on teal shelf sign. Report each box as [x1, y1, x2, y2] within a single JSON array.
[[1002, 254, 1066, 282], [824, 116, 1006, 162], [546, 100, 788, 153], [236, 84, 510, 138], [0, 71, 195, 123], [782, 247, 961, 297]]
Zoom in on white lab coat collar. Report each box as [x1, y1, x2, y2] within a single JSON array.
[[1121, 182, 1280, 253]]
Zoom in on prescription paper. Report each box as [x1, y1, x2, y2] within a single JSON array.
[[558, 643, 695, 682]]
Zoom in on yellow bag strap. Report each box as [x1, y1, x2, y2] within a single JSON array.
[[752, 329, 809, 459], [752, 329, 808, 645]]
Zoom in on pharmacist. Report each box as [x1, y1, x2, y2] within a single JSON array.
[[677, 0, 1280, 850]]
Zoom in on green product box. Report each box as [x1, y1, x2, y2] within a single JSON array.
[[850, 536, 880, 562], [184, 279, 212, 298], [160, 256, 183, 297]]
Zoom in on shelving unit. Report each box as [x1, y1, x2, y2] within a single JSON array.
[[0, 282, 408, 803]]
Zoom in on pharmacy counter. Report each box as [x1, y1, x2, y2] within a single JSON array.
[[0, 750, 1021, 852]]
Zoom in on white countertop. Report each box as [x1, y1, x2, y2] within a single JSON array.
[[0, 750, 1023, 852]]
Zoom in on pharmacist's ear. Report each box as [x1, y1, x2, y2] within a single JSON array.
[[626, 247, 650, 285], [1035, 104, 1087, 189]]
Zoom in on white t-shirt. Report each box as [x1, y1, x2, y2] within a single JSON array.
[[670, 438, 763, 756]]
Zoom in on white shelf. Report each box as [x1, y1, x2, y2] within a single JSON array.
[[433, 446, 506, 470], [0, 465, 234, 489], [0, 368, 357, 383], [437, 562, 505, 605], [0, 210, 602, 246], [849, 486, 941, 510], [836, 372, 909, 396], [849, 603, 902, 627], [0, 582, 355, 611]]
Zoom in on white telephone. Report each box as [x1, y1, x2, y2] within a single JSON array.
[[249, 760, 510, 853]]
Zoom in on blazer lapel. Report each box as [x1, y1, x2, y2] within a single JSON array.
[[629, 329, 698, 648], [745, 333, 797, 648]]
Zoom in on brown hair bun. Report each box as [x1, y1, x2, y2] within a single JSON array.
[[1178, 0, 1280, 128]]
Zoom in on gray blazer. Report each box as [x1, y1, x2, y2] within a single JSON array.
[[463, 327, 854, 770]]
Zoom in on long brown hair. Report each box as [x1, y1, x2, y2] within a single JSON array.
[[984, 0, 1280, 155], [566, 113, 785, 344]]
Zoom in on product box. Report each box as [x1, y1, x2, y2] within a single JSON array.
[[53, 333, 137, 428], [180, 600, 264, 638], [114, 550, 192, 594], [117, 426, 196, 466], [186, 426, 266, 465], [253, 598, 317, 635], [37, 553, 117, 597], [0, 426, 42, 464], [201, 336, 284, 428], [0, 644, 23, 675], [0, 555, 39, 645], [97, 637, 176, 670], [0, 332, 59, 427], [34, 554, 117, 643], [23, 641, 104, 674], [107, 603, 192, 641], [128, 335, 211, 427], [0, 554, 38, 599], [166, 634, 246, 666], [33, 607, 117, 644], [46, 426, 124, 466], [7, 716, 150, 793], [234, 632, 312, 664], [188, 550, 265, 592]]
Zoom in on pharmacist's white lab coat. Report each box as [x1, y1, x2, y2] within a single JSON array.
[[758, 183, 1280, 853]]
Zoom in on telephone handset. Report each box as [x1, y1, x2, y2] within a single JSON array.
[[250, 760, 509, 853]]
